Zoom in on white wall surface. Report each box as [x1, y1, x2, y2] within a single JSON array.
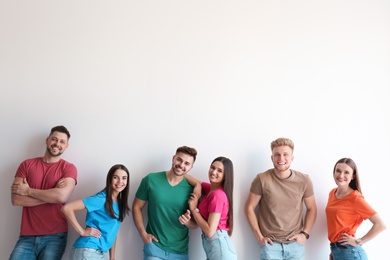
[[1, 1, 389, 259]]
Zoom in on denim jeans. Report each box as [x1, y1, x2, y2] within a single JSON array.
[[201, 230, 237, 260], [259, 241, 305, 260], [9, 232, 67, 260], [330, 243, 368, 260], [70, 248, 108, 260], [143, 242, 188, 260]]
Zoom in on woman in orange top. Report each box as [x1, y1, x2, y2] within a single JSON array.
[[325, 158, 386, 260]]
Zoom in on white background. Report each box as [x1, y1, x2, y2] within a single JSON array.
[[1, 1, 389, 259]]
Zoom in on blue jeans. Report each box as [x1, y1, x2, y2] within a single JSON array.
[[9, 232, 67, 260], [143, 242, 188, 260], [70, 248, 108, 260], [330, 243, 368, 260], [259, 241, 305, 260], [202, 230, 237, 260]]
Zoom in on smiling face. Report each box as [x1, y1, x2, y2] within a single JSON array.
[[333, 162, 354, 188], [208, 161, 225, 185], [45, 131, 69, 157], [171, 152, 195, 177], [111, 169, 128, 196], [271, 145, 294, 174]]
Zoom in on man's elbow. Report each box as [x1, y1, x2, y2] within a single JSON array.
[[56, 194, 70, 204], [11, 196, 21, 206]]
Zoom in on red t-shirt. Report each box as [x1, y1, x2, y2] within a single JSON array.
[[15, 157, 78, 235]]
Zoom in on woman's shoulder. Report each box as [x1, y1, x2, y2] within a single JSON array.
[[209, 187, 228, 200]]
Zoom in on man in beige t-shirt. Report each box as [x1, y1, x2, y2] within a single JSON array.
[[244, 138, 317, 260]]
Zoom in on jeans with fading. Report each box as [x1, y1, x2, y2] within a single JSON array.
[[201, 230, 237, 260], [70, 248, 108, 260], [143, 242, 189, 260], [259, 241, 305, 260], [9, 232, 67, 260], [330, 243, 368, 260]]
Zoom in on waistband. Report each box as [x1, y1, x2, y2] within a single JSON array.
[[84, 248, 104, 254], [202, 230, 229, 239], [330, 242, 348, 248]]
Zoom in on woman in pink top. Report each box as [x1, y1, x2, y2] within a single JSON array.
[[186, 156, 237, 260]]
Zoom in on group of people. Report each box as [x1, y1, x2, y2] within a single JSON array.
[[9, 125, 386, 260]]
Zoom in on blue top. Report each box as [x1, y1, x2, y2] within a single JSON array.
[[73, 191, 121, 252]]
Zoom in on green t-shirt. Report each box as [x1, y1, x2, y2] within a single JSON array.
[[135, 171, 193, 254]]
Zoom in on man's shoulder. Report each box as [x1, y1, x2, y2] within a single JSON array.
[[291, 169, 311, 179], [146, 171, 165, 178], [21, 157, 42, 164], [141, 171, 166, 183], [257, 169, 274, 178]]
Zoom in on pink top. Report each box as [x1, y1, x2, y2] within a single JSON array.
[[198, 182, 230, 231]]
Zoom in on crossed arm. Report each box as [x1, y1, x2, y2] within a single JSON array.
[[11, 176, 76, 206]]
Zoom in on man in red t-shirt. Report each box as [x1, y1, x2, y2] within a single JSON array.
[[10, 125, 78, 260]]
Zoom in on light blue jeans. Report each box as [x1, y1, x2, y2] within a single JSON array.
[[143, 242, 188, 260], [259, 241, 305, 260], [202, 230, 237, 260], [330, 243, 368, 260], [9, 232, 67, 260], [70, 248, 108, 260]]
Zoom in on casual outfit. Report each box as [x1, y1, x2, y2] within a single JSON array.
[[249, 169, 314, 260], [70, 191, 122, 260], [135, 171, 193, 260], [10, 157, 77, 260], [326, 188, 376, 260], [198, 182, 237, 260]]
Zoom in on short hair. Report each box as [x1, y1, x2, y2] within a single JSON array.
[[176, 146, 197, 162], [333, 158, 362, 194], [50, 125, 71, 140], [270, 137, 294, 152]]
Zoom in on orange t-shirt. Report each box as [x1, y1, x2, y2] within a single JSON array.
[[325, 188, 376, 243]]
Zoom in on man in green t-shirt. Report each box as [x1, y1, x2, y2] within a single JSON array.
[[132, 146, 199, 260]]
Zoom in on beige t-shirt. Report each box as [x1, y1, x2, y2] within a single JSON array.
[[250, 169, 314, 243]]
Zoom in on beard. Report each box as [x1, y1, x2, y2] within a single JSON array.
[[172, 165, 187, 176], [47, 147, 63, 157]]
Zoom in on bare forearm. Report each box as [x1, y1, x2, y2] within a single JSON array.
[[132, 209, 147, 236], [192, 212, 216, 237], [184, 217, 198, 229], [109, 239, 117, 260], [61, 205, 85, 236], [361, 214, 386, 244], [245, 207, 264, 241], [11, 193, 45, 207], [28, 187, 71, 204], [303, 207, 317, 233]]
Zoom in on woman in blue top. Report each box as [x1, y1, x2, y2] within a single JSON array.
[[62, 164, 130, 260]]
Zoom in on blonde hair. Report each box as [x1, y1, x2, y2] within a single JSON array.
[[270, 138, 294, 152]]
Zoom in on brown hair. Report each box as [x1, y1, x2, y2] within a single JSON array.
[[176, 146, 197, 162], [50, 125, 71, 140], [333, 158, 362, 194], [212, 156, 234, 236]]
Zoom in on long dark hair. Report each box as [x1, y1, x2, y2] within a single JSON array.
[[104, 164, 130, 221], [333, 158, 362, 194], [212, 156, 234, 236]]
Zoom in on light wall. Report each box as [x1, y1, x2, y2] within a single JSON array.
[[1, 1, 389, 259]]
